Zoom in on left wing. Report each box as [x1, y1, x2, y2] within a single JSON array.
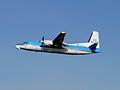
[[53, 32, 66, 47]]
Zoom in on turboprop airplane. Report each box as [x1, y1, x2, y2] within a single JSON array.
[[16, 31, 100, 55]]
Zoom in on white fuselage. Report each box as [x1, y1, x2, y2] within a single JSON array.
[[16, 44, 92, 55], [16, 31, 100, 55]]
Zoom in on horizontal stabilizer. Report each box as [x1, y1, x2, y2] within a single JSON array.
[[89, 43, 98, 53]]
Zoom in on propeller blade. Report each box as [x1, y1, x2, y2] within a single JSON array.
[[41, 36, 44, 46], [42, 36, 44, 41]]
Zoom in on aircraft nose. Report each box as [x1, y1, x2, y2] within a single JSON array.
[[16, 44, 21, 49]]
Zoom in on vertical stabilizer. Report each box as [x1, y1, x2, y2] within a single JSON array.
[[88, 31, 100, 53]]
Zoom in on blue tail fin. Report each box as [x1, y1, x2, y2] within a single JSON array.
[[88, 31, 100, 53]]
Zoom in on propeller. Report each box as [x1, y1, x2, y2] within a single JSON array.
[[41, 36, 44, 46], [42, 36, 44, 41]]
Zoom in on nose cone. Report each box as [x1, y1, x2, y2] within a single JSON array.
[[16, 44, 21, 49]]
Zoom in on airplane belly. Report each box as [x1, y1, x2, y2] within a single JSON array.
[[40, 47, 91, 55], [23, 45, 91, 55], [66, 49, 91, 55], [66, 49, 81, 55], [41, 47, 87, 55], [22, 45, 42, 51], [41, 47, 67, 54]]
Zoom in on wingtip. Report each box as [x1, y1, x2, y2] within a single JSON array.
[[61, 32, 66, 34]]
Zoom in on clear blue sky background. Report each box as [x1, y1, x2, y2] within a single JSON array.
[[0, 0, 120, 90]]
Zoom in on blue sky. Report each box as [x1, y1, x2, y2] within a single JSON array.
[[0, 0, 120, 90]]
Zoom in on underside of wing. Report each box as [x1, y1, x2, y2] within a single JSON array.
[[53, 32, 66, 48]]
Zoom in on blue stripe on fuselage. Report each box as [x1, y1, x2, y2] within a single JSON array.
[[64, 45, 91, 51], [26, 41, 42, 46], [64, 45, 100, 53]]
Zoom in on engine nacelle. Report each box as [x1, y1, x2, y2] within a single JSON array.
[[44, 40, 53, 45]]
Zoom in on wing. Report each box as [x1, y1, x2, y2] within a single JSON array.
[[53, 32, 66, 47]]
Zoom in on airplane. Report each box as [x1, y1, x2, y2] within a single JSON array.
[[16, 31, 100, 55]]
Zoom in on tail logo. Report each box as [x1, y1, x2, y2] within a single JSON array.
[[91, 38, 97, 43]]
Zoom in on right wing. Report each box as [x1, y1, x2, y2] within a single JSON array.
[[53, 32, 66, 47]]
